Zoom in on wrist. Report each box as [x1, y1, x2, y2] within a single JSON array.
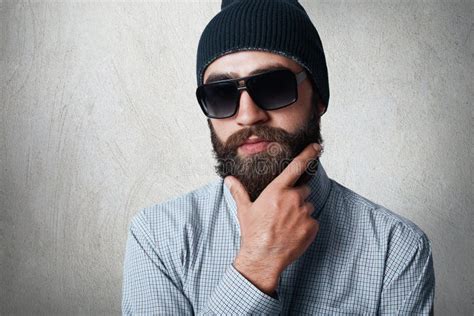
[[233, 255, 281, 295], [234, 253, 282, 274]]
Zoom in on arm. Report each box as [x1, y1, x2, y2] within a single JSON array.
[[197, 262, 282, 315], [200, 143, 322, 314], [122, 211, 281, 315], [379, 230, 435, 315], [121, 214, 194, 315]]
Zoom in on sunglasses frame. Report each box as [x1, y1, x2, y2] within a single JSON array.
[[196, 68, 307, 119]]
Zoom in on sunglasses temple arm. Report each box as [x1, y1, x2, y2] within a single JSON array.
[[296, 70, 307, 84]]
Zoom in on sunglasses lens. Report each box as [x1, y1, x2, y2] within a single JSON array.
[[197, 82, 239, 118], [247, 69, 297, 110]]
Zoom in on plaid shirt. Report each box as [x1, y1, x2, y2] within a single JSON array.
[[122, 162, 435, 315]]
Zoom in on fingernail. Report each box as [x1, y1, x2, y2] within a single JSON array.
[[313, 143, 320, 151]]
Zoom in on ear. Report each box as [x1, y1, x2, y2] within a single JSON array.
[[221, 0, 240, 10]]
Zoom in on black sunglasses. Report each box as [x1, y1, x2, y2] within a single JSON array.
[[196, 68, 307, 119]]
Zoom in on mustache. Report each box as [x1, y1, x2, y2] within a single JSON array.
[[223, 125, 300, 152]]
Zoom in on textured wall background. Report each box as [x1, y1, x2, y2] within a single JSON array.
[[1, 0, 472, 314]]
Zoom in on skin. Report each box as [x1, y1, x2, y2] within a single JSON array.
[[203, 51, 326, 297], [203, 51, 326, 156]]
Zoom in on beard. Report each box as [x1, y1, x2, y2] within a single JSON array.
[[208, 107, 324, 202]]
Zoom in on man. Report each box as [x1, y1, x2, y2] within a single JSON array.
[[122, 0, 435, 315]]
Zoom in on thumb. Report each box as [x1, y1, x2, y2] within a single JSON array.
[[224, 176, 250, 207]]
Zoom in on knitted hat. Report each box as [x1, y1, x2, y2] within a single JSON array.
[[196, 0, 329, 114]]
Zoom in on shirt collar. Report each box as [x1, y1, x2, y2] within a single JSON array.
[[222, 159, 332, 227]]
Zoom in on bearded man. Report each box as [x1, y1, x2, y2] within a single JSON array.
[[122, 1, 435, 315]]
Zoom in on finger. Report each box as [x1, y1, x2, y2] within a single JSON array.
[[224, 176, 251, 208], [310, 218, 320, 236], [273, 143, 322, 188], [292, 184, 312, 202], [303, 201, 315, 216]]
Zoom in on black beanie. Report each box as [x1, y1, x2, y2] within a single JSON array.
[[196, 0, 329, 114]]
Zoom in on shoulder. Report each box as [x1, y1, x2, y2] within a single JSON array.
[[325, 180, 434, 305], [329, 179, 431, 249], [128, 177, 223, 243]]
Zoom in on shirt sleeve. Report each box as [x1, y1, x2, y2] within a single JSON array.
[[197, 263, 282, 315], [121, 214, 194, 315], [122, 211, 281, 316], [379, 228, 435, 315]]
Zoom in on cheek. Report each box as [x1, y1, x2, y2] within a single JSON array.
[[299, 91, 313, 111], [269, 101, 311, 129], [260, 112, 298, 134], [211, 120, 235, 143], [293, 91, 313, 120]]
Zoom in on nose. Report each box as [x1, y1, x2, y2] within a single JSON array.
[[234, 90, 269, 126]]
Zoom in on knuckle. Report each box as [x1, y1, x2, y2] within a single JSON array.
[[288, 190, 302, 205], [312, 219, 320, 231], [297, 164, 308, 177], [303, 185, 311, 196], [305, 158, 317, 170], [303, 220, 318, 237], [271, 198, 284, 210], [292, 157, 305, 171], [304, 201, 315, 213], [303, 223, 315, 236]]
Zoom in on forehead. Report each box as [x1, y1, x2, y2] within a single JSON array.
[[203, 50, 304, 83]]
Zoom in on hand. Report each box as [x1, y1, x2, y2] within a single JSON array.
[[225, 143, 323, 292]]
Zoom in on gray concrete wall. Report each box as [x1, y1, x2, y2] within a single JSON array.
[[1, 0, 472, 314]]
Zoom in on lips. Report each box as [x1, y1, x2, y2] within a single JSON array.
[[241, 137, 268, 145], [238, 137, 272, 155]]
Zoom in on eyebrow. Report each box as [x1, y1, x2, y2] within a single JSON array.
[[204, 63, 290, 84]]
